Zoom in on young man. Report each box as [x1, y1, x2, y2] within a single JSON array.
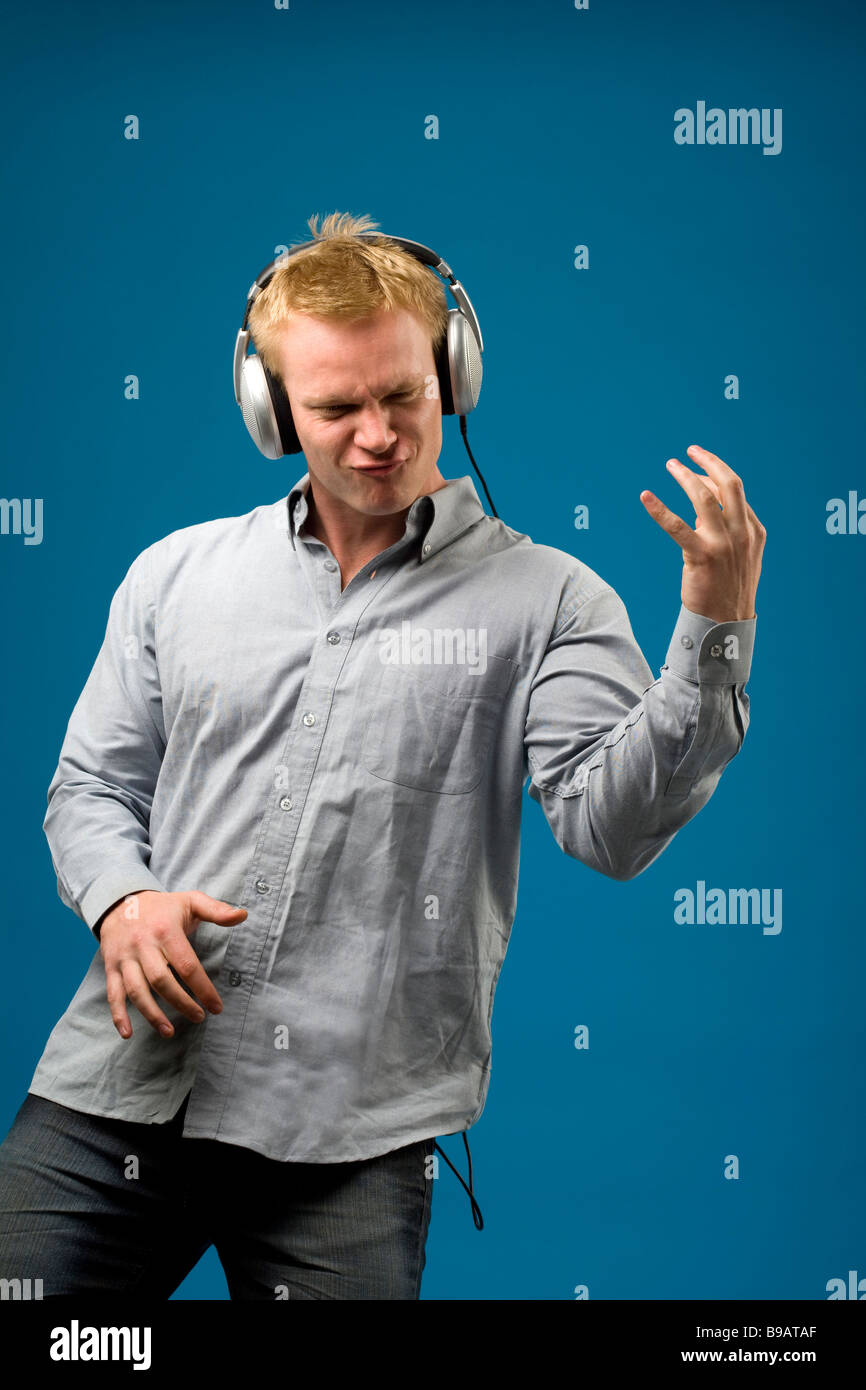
[[0, 212, 764, 1300]]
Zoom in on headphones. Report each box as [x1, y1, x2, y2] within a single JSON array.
[[233, 232, 485, 460]]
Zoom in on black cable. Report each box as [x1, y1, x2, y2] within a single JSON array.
[[433, 1134, 484, 1230], [429, 417, 492, 1234], [458, 416, 498, 519]]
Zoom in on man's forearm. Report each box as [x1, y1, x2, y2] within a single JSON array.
[[526, 600, 755, 881]]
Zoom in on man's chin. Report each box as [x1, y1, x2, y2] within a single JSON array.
[[307, 460, 436, 517], [349, 462, 418, 506], [349, 483, 415, 516]]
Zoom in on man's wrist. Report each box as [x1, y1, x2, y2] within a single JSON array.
[[94, 888, 162, 941], [82, 870, 167, 938], [688, 606, 756, 622]]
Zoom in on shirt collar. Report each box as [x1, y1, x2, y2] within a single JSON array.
[[283, 472, 488, 563]]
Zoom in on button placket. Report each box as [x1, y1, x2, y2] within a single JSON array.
[[208, 560, 401, 1088]]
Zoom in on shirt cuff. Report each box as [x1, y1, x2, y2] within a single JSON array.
[[80, 869, 167, 938], [661, 604, 756, 686]]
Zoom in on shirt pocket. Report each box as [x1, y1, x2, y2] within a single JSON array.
[[361, 653, 519, 794]]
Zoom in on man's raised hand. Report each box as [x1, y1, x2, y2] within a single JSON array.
[[640, 444, 766, 623]]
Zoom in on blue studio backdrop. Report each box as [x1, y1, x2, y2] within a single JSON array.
[[1, 0, 863, 1300]]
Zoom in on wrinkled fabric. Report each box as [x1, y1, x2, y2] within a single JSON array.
[[29, 473, 756, 1161]]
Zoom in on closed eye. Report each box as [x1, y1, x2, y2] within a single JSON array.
[[316, 390, 419, 419]]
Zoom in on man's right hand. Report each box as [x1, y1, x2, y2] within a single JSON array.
[[98, 890, 248, 1040]]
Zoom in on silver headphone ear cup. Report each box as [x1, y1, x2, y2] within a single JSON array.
[[447, 310, 483, 416], [238, 356, 285, 459]]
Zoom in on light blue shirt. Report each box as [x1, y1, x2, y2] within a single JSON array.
[[29, 474, 756, 1161]]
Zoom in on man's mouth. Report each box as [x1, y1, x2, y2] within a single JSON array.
[[352, 459, 406, 476]]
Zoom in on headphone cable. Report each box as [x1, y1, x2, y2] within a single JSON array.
[[458, 416, 498, 519], [433, 1133, 484, 1231]]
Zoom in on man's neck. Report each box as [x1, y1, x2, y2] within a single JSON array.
[[304, 473, 447, 589]]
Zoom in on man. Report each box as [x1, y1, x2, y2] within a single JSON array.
[[0, 212, 764, 1300]]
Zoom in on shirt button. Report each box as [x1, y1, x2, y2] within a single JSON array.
[[326, 631, 341, 645], [324, 559, 337, 571], [279, 796, 293, 811], [710, 643, 723, 657], [255, 879, 271, 894], [302, 712, 316, 727], [422, 543, 431, 555], [680, 635, 694, 649], [229, 971, 243, 987]]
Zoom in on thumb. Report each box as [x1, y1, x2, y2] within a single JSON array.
[[186, 890, 248, 924]]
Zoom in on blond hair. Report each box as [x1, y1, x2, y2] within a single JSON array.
[[247, 211, 450, 381]]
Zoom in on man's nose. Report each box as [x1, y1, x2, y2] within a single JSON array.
[[353, 402, 397, 451]]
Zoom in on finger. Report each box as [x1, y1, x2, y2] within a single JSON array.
[[186, 891, 248, 927], [639, 490, 702, 556], [138, 946, 208, 1024], [666, 459, 727, 532], [120, 959, 176, 1037], [686, 470, 723, 529], [692, 452, 764, 532], [691, 472, 723, 506], [686, 445, 749, 526], [105, 966, 133, 1039], [160, 934, 223, 1015]]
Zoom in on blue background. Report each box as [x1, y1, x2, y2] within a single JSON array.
[[1, 0, 863, 1300]]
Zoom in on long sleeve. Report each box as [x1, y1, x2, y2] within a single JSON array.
[[43, 545, 168, 937], [524, 581, 756, 881]]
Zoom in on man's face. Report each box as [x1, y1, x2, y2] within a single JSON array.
[[272, 306, 445, 518]]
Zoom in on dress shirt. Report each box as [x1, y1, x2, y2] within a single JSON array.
[[28, 473, 756, 1162]]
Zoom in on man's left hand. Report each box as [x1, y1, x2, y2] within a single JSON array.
[[640, 444, 766, 622]]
